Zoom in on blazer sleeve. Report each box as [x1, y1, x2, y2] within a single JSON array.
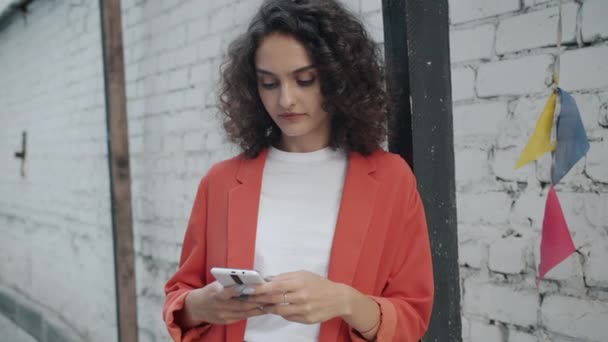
[[163, 175, 213, 341], [350, 167, 434, 342]]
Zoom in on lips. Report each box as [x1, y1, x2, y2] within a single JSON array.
[[279, 112, 306, 121]]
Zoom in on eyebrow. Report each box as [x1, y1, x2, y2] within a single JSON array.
[[256, 65, 316, 76]]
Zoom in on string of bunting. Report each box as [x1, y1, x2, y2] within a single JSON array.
[[514, 0, 590, 280]]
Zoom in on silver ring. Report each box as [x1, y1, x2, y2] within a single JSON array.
[[283, 292, 288, 304]]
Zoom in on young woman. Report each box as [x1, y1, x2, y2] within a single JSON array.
[[163, 1, 434, 341]]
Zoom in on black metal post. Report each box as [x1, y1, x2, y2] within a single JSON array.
[[382, 0, 413, 167], [382, 0, 461, 341]]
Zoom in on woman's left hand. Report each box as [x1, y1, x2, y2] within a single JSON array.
[[247, 270, 352, 324]]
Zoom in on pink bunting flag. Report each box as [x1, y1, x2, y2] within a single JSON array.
[[538, 186, 576, 280]]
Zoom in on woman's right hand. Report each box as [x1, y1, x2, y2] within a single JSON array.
[[180, 281, 266, 327]]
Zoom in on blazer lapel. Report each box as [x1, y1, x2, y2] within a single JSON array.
[[320, 152, 378, 341], [226, 149, 268, 269], [226, 149, 268, 341]]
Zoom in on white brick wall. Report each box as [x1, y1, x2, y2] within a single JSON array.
[[451, 0, 608, 341], [0, 1, 117, 341]]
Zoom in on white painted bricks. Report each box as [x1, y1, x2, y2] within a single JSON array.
[[449, 0, 520, 25], [477, 54, 553, 97], [496, 3, 578, 54], [451, 0, 608, 341], [581, 0, 608, 42], [450, 24, 495, 63], [560, 45, 608, 91], [541, 296, 608, 341], [464, 279, 539, 327]]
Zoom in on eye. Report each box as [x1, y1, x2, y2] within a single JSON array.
[[297, 77, 316, 87], [261, 82, 279, 89]]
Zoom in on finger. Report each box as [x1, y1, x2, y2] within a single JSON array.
[[217, 286, 241, 300], [222, 298, 265, 312], [248, 290, 299, 305], [272, 270, 305, 281], [262, 303, 304, 317], [252, 278, 299, 295], [224, 306, 266, 321]]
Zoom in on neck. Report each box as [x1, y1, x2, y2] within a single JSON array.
[[278, 135, 330, 153]]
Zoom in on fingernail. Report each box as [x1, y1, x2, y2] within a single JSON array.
[[235, 285, 246, 293], [242, 287, 255, 295]]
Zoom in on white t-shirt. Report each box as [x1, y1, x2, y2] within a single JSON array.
[[243, 146, 348, 342]]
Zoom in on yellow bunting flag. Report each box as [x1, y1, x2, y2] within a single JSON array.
[[514, 92, 558, 169]]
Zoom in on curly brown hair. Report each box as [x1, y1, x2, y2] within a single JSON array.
[[219, 0, 388, 158]]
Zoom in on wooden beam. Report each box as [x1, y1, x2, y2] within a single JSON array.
[[99, 0, 138, 341]]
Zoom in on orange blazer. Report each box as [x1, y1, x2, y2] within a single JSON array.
[[163, 149, 434, 342]]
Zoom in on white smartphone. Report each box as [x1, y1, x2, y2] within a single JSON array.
[[210, 267, 266, 288]]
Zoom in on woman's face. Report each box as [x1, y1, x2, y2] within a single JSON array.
[[255, 33, 331, 151]]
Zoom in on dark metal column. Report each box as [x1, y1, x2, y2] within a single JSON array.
[[382, 0, 461, 341], [99, 0, 139, 341]]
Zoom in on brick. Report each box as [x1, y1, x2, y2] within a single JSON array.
[[496, 3, 578, 54], [459, 241, 487, 269], [453, 101, 508, 139], [184, 132, 204, 152], [186, 17, 210, 43], [449, 0, 520, 24], [581, 0, 608, 42], [208, 4, 237, 34], [551, 192, 606, 245], [560, 45, 608, 91], [450, 24, 495, 63], [198, 35, 222, 60], [583, 241, 608, 288], [489, 235, 529, 274], [509, 331, 536, 342], [469, 320, 504, 342], [452, 67, 476, 101], [464, 279, 539, 327], [492, 146, 535, 182], [183, 87, 205, 109], [168, 68, 189, 91], [541, 295, 608, 341], [164, 45, 197, 70], [456, 147, 491, 184], [459, 225, 504, 269], [586, 139, 608, 183], [477, 55, 553, 97], [457, 192, 512, 225]]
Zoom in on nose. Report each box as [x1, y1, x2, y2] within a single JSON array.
[[279, 83, 295, 110]]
